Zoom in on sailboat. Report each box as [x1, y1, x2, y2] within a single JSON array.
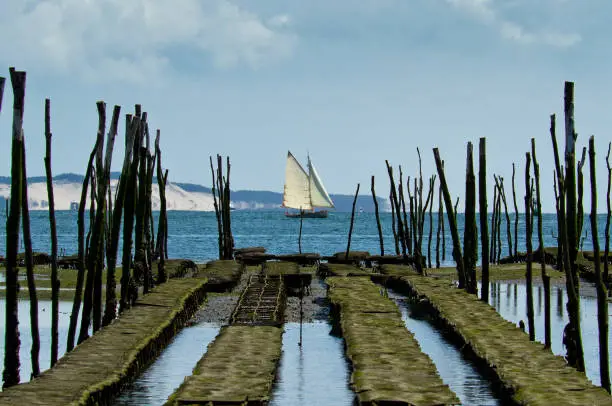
[[282, 151, 334, 218]]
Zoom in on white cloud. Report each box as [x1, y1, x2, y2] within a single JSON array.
[[0, 0, 297, 83], [446, 0, 581, 48]]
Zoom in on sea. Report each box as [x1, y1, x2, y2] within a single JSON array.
[[0, 210, 607, 263]]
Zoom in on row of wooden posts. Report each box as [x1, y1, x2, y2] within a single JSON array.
[[0, 68, 170, 389], [345, 81, 610, 393]]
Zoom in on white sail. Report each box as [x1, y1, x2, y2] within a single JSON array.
[[282, 151, 312, 210], [307, 157, 335, 208]]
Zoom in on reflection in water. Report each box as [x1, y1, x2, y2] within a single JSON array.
[[270, 322, 354, 406], [113, 323, 219, 405], [392, 296, 502, 406], [0, 300, 77, 385], [485, 281, 612, 387]]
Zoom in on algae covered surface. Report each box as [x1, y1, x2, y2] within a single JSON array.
[[167, 325, 282, 405], [382, 263, 565, 282], [327, 276, 460, 405], [395, 273, 612, 405], [0, 275, 209, 406]]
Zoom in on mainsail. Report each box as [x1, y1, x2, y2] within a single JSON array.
[[282, 151, 334, 210], [282, 151, 311, 210]]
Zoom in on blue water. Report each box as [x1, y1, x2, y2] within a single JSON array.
[[392, 295, 502, 405], [270, 322, 354, 406], [113, 322, 219, 405], [487, 281, 612, 387], [0, 210, 605, 264]]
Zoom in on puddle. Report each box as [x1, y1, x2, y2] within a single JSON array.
[[269, 322, 355, 406], [486, 281, 612, 387], [112, 322, 220, 405], [388, 292, 503, 405]]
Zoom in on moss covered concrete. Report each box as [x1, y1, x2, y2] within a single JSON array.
[[387, 271, 612, 405], [166, 325, 282, 405], [0, 275, 209, 406], [327, 276, 460, 405]]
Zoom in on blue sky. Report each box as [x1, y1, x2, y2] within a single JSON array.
[[0, 0, 611, 212]]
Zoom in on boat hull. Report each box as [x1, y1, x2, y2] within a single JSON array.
[[285, 210, 329, 218]]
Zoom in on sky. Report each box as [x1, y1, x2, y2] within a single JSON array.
[[0, 0, 611, 213]]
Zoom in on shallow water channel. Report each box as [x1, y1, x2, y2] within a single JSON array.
[[389, 292, 504, 405], [269, 322, 355, 405], [0, 300, 76, 385], [112, 322, 219, 405], [485, 280, 612, 387]]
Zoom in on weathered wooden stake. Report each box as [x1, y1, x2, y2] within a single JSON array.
[[386, 161, 406, 256], [103, 112, 137, 327], [210, 156, 223, 259], [605, 142, 611, 292], [21, 137, 40, 378], [371, 176, 384, 255], [433, 148, 466, 288], [525, 152, 536, 341], [463, 142, 477, 294], [298, 209, 304, 254], [156, 131, 168, 284], [563, 81, 585, 371], [67, 139, 98, 351], [345, 184, 360, 260], [588, 136, 610, 392], [512, 163, 519, 261], [43, 98, 59, 367], [532, 138, 551, 348], [390, 189, 399, 255], [427, 181, 434, 269], [436, 178, 443, 269], [479, 138, 489, 301], [3, 68, 26, 389], [490, 182, 498, 264], [577, 147, 587, 246]]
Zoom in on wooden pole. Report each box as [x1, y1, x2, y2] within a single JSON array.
[[120, 108, 141, 313], [371, 176, 384, 256], [345, 184, 360, 260], [43, 98, 60, 367], [497, 177, 513, 260], [427, 179, 434, 269], [3, 68, 26, 389], [479, 138, 490, 301], [103, 113, 137, 327], [577, 147, 587, 247], [490, 183, 498, 264], [21, 135, 40, 378], [0, 76, 5, 113], [67, 140, 98, 352], [386, 161, 406, 256], [433, 148, 466, 288], [224, 156, 233, 259], [525, 152, 536, 341], [436, 176, 443, 269], [210, 156, 223, 259], [605, 142, 611, 292], [496, 189, 502, 264], [390, 189, 399, 255], [463, 142, 477, 294], [532, 138, 551, 348], [588, 136, 610, 392], [155, 131, 167, 284], [298, 209, 303, 254], [563, 81, 585, 371], [441, 161, 446, 262], [512, 163, 519, 261], [398, 167, 409, 255]]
